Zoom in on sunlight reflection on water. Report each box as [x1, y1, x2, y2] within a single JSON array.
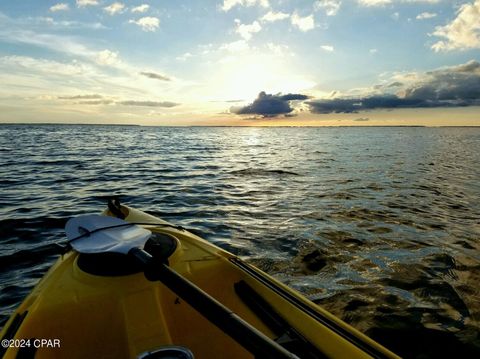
[[1, 124, 479, 357]]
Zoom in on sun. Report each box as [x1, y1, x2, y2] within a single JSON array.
[[208, 51, 315, 103]]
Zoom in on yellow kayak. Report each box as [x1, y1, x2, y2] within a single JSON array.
[[0, 204, 400, 359]]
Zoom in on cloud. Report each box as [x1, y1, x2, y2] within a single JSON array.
[[221, 0, 269, 12], [280, 93, 310, 101], [369, 48, 378, 54], [0, 29, 92, 59], [118, 100, 179, 107], [261, 11, 290, 22], [0, 16, 115, 67], [357, 0, 440, 6], [0, 55, 94, 77], [176, 52, 193, 61], [231, 91, 309, 117], [308, 95, 424, 113], [50, 3, 69, 12], [58, 94, 103, 100], [129, 17, 160, 32], [388, 81, 403, 87], [416, 12, 437, 20], [431, 0, 480, 52], [315, 0, 341, 16], [78, 100, 114, 105], [95, 49, 120, 66], [0, 13, 187, 114], [266, 43, 292, 56], [131, 4, 149, 13], [0, 14, 106, 30], [220, 40, 250, 52], [140, 71, 171, 81], [357, 0, 391, 6], [354, 117, 370, 121], [291, 13, 315, 32], [307, 60, 480, 113], [321, 45, 334, 52], [104, 2, 126, 16], [404, 60, 480, 100], [57, 95, 178, 107], [236, 20, 262, 40], [37, 18, 106, 30], [76, 0, 99, 7]]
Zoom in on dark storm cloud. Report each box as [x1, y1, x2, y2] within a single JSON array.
[[280, 93, 309, 101], [407, 61, 480, 101], [308, 95, 429, 114], [58, 94, 103, 100], [118, 100, 179, 107], [308, 60, 480, 114], [139, 71, 171, 81], [231, 91, 309, 117]]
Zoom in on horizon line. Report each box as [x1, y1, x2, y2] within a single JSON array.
[[1, 123, 480, 128]]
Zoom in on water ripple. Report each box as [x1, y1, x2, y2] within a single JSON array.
[[1, 125, 479, 357]]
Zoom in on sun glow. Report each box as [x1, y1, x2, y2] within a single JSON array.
[[208, 52, 315, 102]]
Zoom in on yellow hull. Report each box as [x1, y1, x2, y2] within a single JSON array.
[[0, 206, 400, 358]]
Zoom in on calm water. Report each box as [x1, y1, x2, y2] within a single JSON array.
[[1, 124, 480, 358]]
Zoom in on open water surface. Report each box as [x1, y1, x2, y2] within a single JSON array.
[[1, 124, 479, 358]]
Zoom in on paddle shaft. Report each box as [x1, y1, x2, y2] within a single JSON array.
[[129, 247, 298, 359]]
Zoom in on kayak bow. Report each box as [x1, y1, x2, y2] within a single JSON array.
[[0, 205, 400, 359]]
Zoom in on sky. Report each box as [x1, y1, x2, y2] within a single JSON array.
[[0, 0, 479, 126]]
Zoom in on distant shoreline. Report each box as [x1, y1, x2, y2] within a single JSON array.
[[0, 123, 479, 128]]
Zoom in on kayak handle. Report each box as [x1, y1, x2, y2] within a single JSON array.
[[129, 247, 299, 359]]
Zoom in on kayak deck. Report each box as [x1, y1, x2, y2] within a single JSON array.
[[0, 206, 399, 359]]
